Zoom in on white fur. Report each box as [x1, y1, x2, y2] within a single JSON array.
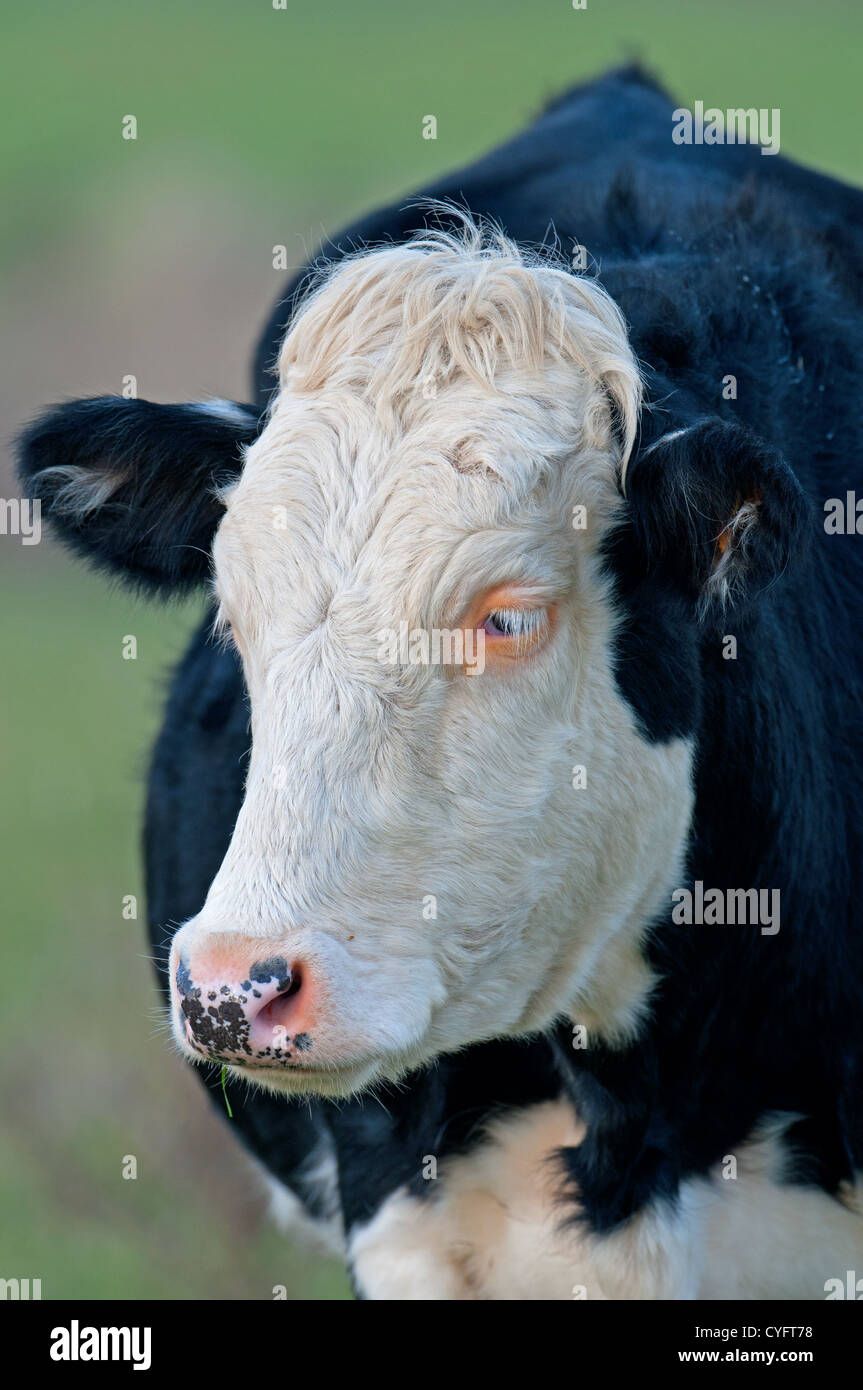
[[707, 495, 762, 610], [192, 398, 257, 428], [37, 463, 126, 517]]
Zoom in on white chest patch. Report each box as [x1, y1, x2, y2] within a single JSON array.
[[344, 1101, 863, 1300]]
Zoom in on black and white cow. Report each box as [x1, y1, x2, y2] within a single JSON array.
[[19, 68, 863, 1299]]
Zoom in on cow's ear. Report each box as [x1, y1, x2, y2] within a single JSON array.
[[623, 418, 810, 615], [16, 396, 260, 594]]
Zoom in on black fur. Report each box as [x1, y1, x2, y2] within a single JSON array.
[[20, 66, 863, 1273], [17, 397, 259, 593]]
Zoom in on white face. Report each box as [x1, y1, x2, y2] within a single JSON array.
[[169, 239, 694, 1097]]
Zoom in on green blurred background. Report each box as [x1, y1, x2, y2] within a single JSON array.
[[1, 0, 859, 1301]]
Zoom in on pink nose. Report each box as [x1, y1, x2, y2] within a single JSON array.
[[173, 944, 314, 1068]]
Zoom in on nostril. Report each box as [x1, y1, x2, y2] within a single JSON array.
[[256, 966, 304, 1033], [283, 970, 302, 1000]]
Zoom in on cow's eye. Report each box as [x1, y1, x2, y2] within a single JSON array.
[[459, 585, 556, 668], [480, 605, 551, 655]]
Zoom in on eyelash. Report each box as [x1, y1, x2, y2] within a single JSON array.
[[482, 607, 549, 646]]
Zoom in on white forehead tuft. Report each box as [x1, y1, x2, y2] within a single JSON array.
[[275, 213, 641, 470]]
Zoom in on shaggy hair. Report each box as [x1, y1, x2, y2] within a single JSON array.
[[277, 212, 642, 477]]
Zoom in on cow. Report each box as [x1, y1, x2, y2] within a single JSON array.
[[18, 66, 863, 1299]]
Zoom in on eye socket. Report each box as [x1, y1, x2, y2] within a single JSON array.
[[469, 589, 557, 665]]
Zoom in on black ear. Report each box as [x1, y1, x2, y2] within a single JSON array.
[[16, 396, 261, 594], [624, 418, 810, 615]]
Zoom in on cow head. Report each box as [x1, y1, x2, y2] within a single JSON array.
[[19, 220, 808, 1096]]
